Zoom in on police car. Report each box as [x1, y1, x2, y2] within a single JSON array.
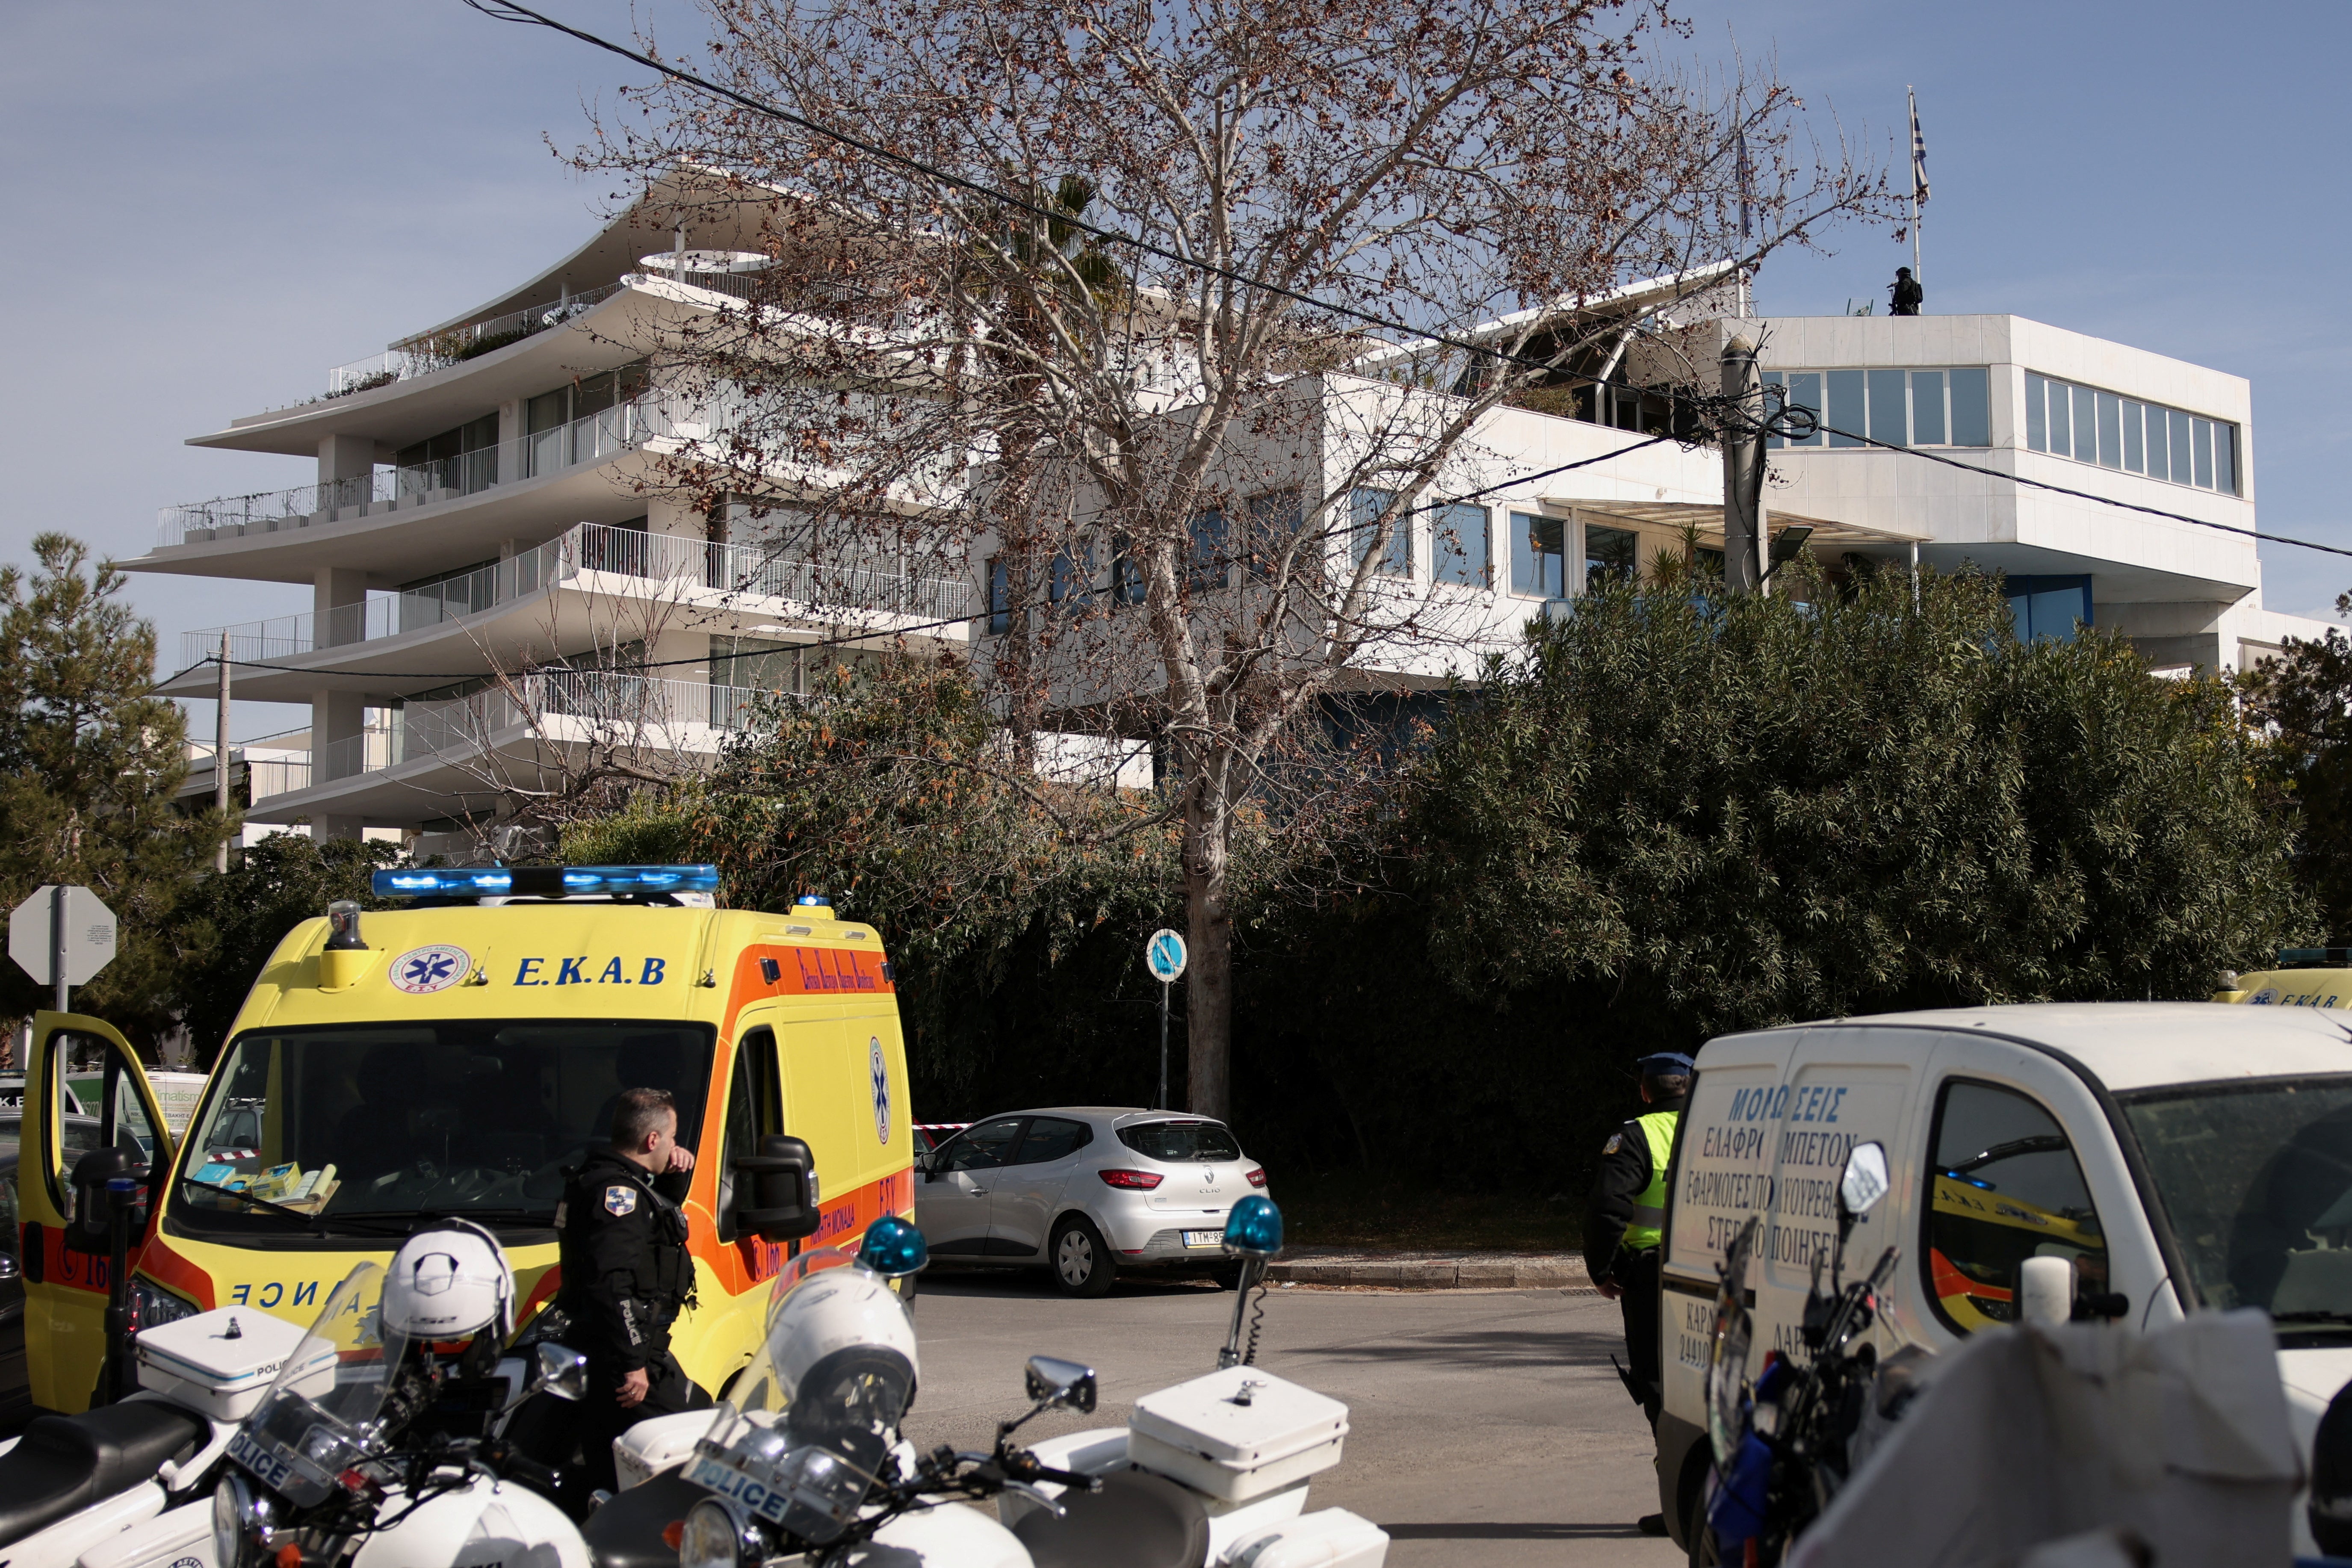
[[1656, 1002, 2352, 1559]]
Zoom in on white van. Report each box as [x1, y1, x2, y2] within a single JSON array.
[[1656, 1003, 2352, 1556]]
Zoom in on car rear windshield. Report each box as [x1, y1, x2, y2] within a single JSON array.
[[171, 1019, 713, 1240], [1117, 1119, 1241, 1161], [2122, 1075, 2352, 1320]]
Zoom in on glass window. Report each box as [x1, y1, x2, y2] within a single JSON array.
[[2168, 408, 2194, 484], [1510, 512, 1566, 598], [1926, 1080, 2108, 1334], [938, 1117, 1025, 1172], [2215, 424, 2237, 495], [2122, 1077, 2352, 1317], [2070, 386, 2097, 464], [1049, 546, 1093, 607], [1826, 370, 1866, 447], [2145, 403, 2168, 479], [1188, 509, 1229, 588], [1244, 491, 1302, 581], [987, 556, 1011, 635], [1013, 1117, 1091, 1166], [1947, 367, 1989, 446], [1111, 537, 1146, 606], [718, 1028, 781, 1231], [2094, 391, 2122, 469], [2048, 378, 2072, 457], [1115, 1119, 1243, 1161], [2193, 419, 2216, 489], [2122, 401, 2145, 473], [1584, 523, 1638, 591], [1352, 488, 1408, 578], [1911, 370, 1946, 446], [1434, 503, 1489, 587], [1787, 372, 1823, 446], [2024, 373, 2048, 452], [177, 1022, 715, 1238], [1867, 369, 1909, 446]]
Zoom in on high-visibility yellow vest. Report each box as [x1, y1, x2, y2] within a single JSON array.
[[1622, 1109, 1680, 1251]]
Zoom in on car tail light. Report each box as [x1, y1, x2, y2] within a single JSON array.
[[1099, 1169, 1164, 1190], [1246, 1167, 1267, 1188]]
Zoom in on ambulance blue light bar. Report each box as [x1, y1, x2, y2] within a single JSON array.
[[371, 865, 721, 898]]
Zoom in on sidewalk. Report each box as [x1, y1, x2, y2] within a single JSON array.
[[1268, 1247, 1594, 1291]]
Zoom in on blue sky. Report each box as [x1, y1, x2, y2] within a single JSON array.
[[3, 0, 2346, 739]]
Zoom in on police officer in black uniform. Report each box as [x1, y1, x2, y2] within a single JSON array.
[[1584, 1050, 1692, 1538], [556, 1084, 708, 1493]]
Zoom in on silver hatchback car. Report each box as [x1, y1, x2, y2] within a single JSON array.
[[914, 1107, 1268, 1296]]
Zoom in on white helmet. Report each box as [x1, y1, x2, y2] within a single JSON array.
[[382, 1220, 514, 1343]]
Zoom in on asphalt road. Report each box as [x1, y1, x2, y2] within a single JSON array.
[[903, 1269, 1685, 1568]]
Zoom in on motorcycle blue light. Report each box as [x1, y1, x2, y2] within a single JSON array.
[[1222, 1194, 1283, 1259], [370, 865, 720, 898], [797, 894, 831, 907], [857, 1215, 929, 1277]]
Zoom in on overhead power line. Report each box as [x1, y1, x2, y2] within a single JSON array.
[[458, 3, 2352, 570], [1812, 424, 2352, 562]]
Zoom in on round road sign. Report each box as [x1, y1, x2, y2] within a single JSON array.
[[1145, 928, 1187, 983]]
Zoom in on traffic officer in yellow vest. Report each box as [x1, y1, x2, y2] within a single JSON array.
[[1584, 1050, 1691, 1537]]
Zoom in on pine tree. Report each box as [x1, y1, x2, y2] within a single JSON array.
[[0, 533, 230, 1053]]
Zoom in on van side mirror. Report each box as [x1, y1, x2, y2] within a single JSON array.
[[1837, 1141, 1890, 1228], [730, 1134, 821, 1243], [65, 1147, 137, 1254]]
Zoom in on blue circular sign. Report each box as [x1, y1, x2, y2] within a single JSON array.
[[1146, 929, 1187, 983]]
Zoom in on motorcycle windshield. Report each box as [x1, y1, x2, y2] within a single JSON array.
[[689, 1263, 914, 1544], [228, 1261, 411, 1508], [1707, 1216, 1758, 1469]]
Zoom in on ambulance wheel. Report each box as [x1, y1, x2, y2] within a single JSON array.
[[1051, 1217, 1115, 1298]]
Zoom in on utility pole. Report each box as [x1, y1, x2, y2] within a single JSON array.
[[1720, 335, 1766, 595], [214, 632, 232, 872]]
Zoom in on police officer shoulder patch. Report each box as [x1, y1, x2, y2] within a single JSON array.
[[604, 1184, 638, 1217], [1603, 1132, 1623, 1154]]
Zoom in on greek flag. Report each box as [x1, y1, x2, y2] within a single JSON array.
[[1909, 88, 1929, 206]]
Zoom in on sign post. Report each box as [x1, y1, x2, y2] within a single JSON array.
[[9, 884, 118, 1013], [1144, 928, 1188, 1110]]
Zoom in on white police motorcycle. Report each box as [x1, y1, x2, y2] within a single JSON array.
[[613, 1194, 1386, 1568]]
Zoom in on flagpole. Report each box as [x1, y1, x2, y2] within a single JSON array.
[[1909, 86, 1924, 289]]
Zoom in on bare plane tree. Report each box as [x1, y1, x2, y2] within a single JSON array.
[[515, 0, 1885, 1115]]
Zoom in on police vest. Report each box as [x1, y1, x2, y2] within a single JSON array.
[[1622, 1108, 1680, 1251]]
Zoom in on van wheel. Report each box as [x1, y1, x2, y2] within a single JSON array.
[[1051, 1217, 1115, 1298]]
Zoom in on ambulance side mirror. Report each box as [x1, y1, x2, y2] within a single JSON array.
[[731, 1134, 822, 1243]]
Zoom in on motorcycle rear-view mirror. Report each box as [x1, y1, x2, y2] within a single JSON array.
[[1838, 1141, 1890, 1225], [534, 1342, 590, 1403], [1023, 1355, 1099, 1414]]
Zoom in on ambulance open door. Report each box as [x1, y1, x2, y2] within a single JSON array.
[[16, 1012, 177, 1412]]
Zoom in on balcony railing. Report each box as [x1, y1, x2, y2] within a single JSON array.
[[295, 673, 763, 790], [181, 518, 977, 672], [299, 263, 773, 408], [160, 392, 686, 548]]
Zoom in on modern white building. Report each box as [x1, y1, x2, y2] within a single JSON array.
[[129, 185, 2327, 843], [1727, 313, 2324, 671], [134, 175, 975, 851]]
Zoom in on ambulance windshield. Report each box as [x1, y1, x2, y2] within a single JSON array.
[[2124, 1076, 2352, 1320], [174, 1021, 712, 1238]]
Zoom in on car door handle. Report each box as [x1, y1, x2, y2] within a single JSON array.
[[969, 1185, 987, 1195]]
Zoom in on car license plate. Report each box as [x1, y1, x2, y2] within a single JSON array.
[[1183, 1230, 1222, 1248]]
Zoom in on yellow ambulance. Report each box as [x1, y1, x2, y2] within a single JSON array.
[[2213, 948, 2352, 1008], [15, 865, 914, 1414]]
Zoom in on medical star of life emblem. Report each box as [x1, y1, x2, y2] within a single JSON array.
[[388, 943, 470, 995], [869, 1036, 890, 1145]]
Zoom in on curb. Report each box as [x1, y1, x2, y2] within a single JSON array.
[[1264, 1254, 1594, 1291]]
